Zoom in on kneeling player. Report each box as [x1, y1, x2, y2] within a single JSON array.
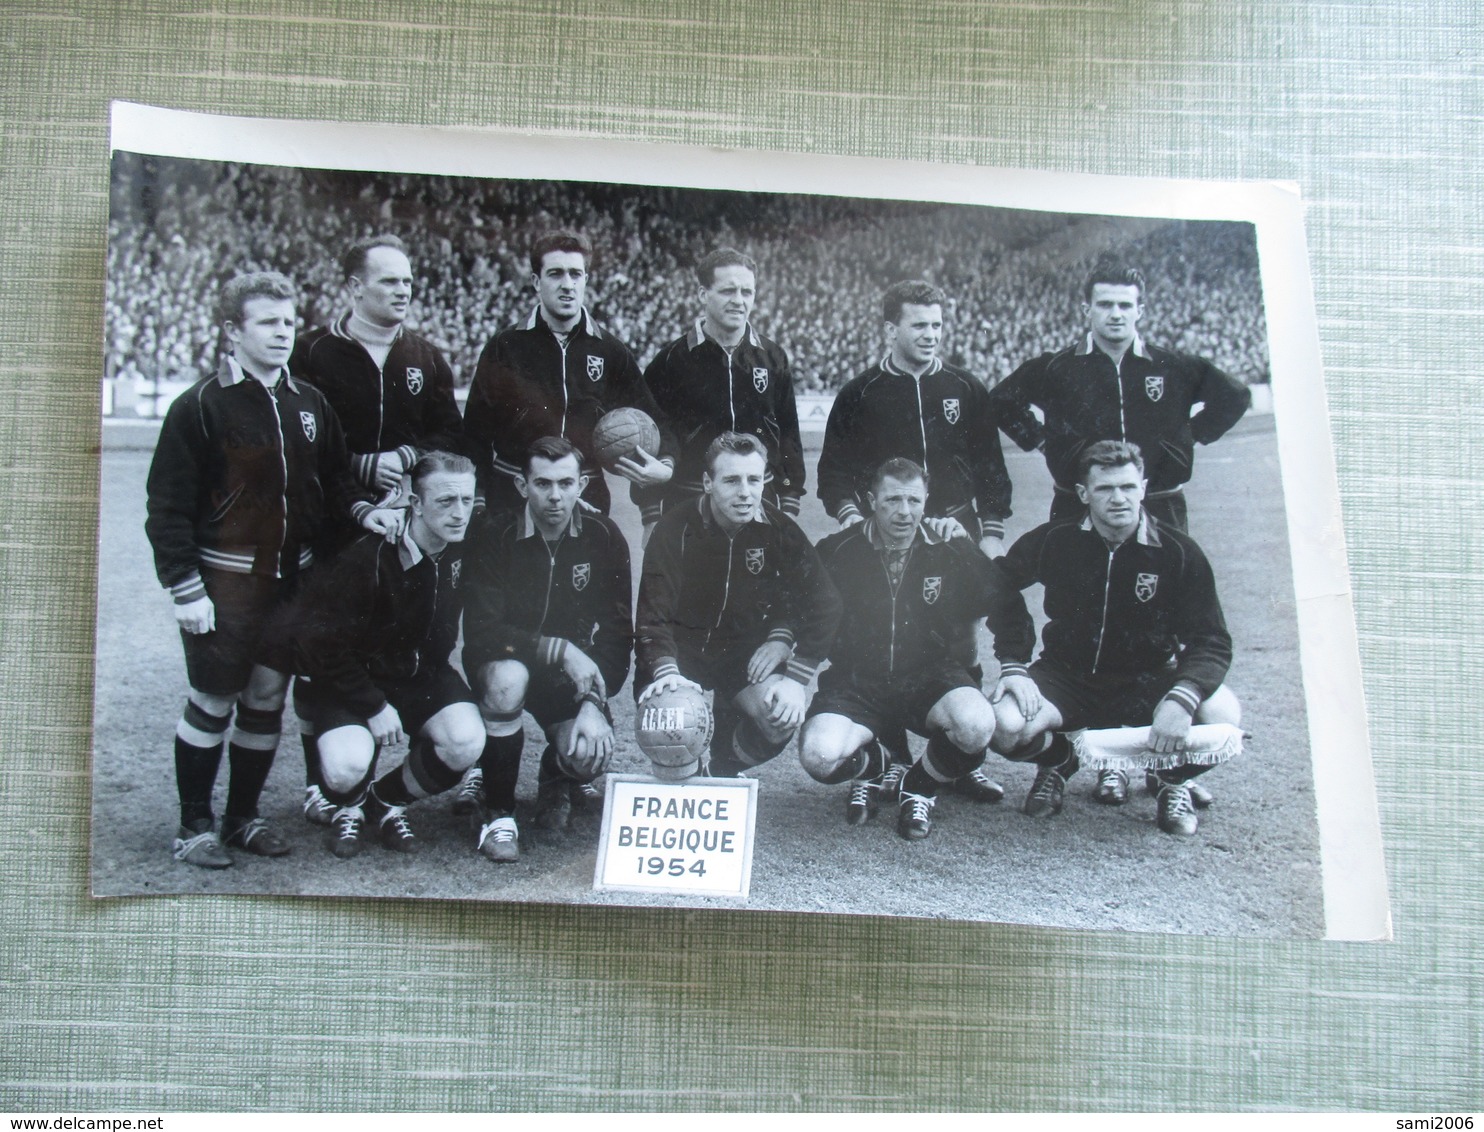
[[287, 452, 484, 856], [635, 432, 841, 779], [145, 271, 399, 868], [985, 441, 1242, 836], [461, 436, 634, 862], [800, 459, 1001, 840]]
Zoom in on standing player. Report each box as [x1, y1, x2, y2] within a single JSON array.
[[463, 229, 676, 518], [634, 248, 805, 538], [989, 260, 1250, 805], [290, 233, 464, 827], [817, 279, 1013, 802], [801, 459, 1003, 840], [284, 452, 484, 859], [635, 432, 841, 779], [145, 271, 400, 868], [985, 441, 1242, 837], [460, 436, 633, 861]]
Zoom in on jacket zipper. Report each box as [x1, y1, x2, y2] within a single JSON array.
[[704, 533, 737, 648], [558, 338, 570, 437], [1091, 546, 1116, 672], [267, 381, 289, 579], [723, 345, 736, 430], [912, 376, 930, 482]]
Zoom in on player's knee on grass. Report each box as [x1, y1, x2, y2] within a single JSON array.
[[477, 660, 529, 719], [1194, 684, 1241, 727], [425, 702, 485, 772], [926, 687, 996, 755], [798, 715, 873, 783], [319, 726, 376, 795]]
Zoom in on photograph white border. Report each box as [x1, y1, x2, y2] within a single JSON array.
[[106, 100, 1388, 941]]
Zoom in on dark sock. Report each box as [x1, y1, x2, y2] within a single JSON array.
[[301, 731, 321, 789], [480, 731, 524, 812], [374, 737, 463, 807], [538, 744, 566, 789], [224, 704, 280, 819], [1153, 763, 1209, 786], [175, 736, 224, 828], [174, 698, 231, 827], [921, 731, 983, 781], [1039, 733, 1078, 777]]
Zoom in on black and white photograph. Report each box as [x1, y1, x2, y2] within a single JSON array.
[[92, 102, 1386, 939]]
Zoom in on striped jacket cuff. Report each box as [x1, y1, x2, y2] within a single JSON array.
[[780, 494, 802, 517], [652, 658, 680, 681], [394, 444, 418, 469], [978, 518, 1005, 540], [351, 452, 377, 489], [351, 501, 374, 525], [539, 636, 569, 669], [640, 503, 663, 524], [1161, 682, 1204, 716], [766, 626, 795, 647], [835, 501, 864, 526], [170, 572, 207, 605], [784, 655, 821, 685], [998, 661, 1030, 679]]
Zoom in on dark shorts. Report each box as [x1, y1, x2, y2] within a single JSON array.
[[1027, 658, 1180, 732], [310, 664, 476, 737], [679, 644, 758, 707], [809, 660, 981, 739], [469, 660, 611, 730], [180, 569, 300, 696]]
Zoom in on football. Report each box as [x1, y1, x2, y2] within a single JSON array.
[[591, 407, 661, 471], [635, 684, 714, 781]]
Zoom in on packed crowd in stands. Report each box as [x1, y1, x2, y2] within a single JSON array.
[[106, 153, 1270, 404]]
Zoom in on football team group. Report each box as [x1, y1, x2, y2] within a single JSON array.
[[144, 226, 1252, 871]]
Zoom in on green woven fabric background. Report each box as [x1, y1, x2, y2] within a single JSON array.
[[2, 0, 1477, 1111]]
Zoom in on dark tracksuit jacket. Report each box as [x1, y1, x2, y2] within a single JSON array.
[[635, 320, 805, 521], [462, 306, 676, 515], [287, 529, 466, 720], [986, 511, 1232, 716], [145, 359, 374, 606], [812, 520, 1002, 690], [817, 355, 1013, 538], [635, 496, 842, 692], [460, 504, 633, 699], [291, 314, 464, 490], [990, 333, 1251, 501]]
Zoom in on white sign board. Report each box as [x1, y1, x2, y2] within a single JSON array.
[[594, 775, 758, 899]]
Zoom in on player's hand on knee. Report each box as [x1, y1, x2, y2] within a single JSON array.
[[560, 646, 604, 697], [763, 678, 805, 729], [363, 506, 406, 542], [992, 674, 1041, 720], [175, 595, 216, 635], [367, 703, 406, 746], [614, 448, 673, 488], [566, 701, 614, 777], [638, 673, 704, 703], [1149, 698, 1193, 754], [746, 639, 792, 684]]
